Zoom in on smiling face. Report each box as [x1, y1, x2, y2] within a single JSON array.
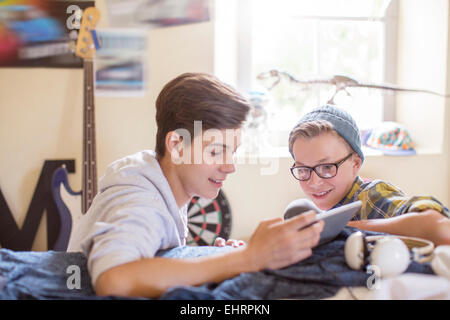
[[180, 128, 241, 199], [163, 127, 241, 207], [291, 131, 362, 211]]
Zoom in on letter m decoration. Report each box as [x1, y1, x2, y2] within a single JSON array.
[[0, 160, 75, 251]]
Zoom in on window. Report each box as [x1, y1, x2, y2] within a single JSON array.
[[214, 0, 397, 156]]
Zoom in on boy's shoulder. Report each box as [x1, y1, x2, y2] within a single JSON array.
[[106, 150, 158, 172], [358, 177, 403, 193], [347, 176, 405, 202], [341, 177, 406, 219], [99, 150, 166, 193], [351, 176, 449, 219]]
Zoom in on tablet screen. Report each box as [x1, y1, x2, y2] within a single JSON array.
[[316, 201, 362, 244], [284, 199, 362, 245]]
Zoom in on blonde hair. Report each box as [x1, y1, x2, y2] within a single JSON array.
[[288, 120, 352, 157]]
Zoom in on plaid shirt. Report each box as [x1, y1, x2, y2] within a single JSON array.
[[336, 177, 450, 220]]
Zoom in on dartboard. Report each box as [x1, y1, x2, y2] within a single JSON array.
[[186, 190, 232, 246]]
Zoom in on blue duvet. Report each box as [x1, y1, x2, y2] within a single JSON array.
[[0, 227, 433, 300]]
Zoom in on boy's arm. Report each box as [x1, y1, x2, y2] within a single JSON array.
[[348, 209, 450, 246], [95, 212, 324, 298], [95, 248, 250, 298], [348, 181, 450, 245]]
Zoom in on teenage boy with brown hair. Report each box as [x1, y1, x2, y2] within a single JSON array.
[[68, 73, 324, 298]]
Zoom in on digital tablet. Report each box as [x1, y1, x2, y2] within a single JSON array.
[[284, 199, 362, 245]]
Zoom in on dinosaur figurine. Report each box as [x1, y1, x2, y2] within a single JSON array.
[[257, 69, 450, 104]]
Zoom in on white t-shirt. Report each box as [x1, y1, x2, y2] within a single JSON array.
[[67, 150, 188, 286]]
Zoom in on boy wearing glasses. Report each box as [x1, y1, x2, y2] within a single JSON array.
[[288, 104, 450, 246]]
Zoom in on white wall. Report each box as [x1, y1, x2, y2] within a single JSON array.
[[0, 0, 448, 250], [395, 0, 449, 205], [396, 0, 448, 151]]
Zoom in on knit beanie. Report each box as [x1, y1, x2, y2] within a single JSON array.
[[289, 105, 365, 163]]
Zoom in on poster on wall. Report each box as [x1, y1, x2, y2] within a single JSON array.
[[0, 0, 95, 68], [105, 0, 210, 29], [94, 28, 147, 97]]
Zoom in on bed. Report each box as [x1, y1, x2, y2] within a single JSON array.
[[0, 227, 436, 300]]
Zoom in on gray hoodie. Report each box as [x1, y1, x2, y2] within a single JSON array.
[[67, 150, 188, 286]]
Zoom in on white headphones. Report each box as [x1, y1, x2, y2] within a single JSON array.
[[345, 231, 434, 277]]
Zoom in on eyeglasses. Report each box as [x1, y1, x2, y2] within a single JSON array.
[[290, 153, 354, 181]]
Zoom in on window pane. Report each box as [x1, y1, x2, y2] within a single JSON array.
[[217, 0, 394, 154], [317, 20, 384, 130], [251, 0, 392, 18], [249, 4, 386, 146], [318, 21, 383, 82], [251, 17, 318, 139]]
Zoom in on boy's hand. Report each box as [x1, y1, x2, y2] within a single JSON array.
[[243, 211, 324, 272], [214, 237, 246, 247]]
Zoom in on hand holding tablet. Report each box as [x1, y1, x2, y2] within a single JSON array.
[[284, 199, 362, 244]]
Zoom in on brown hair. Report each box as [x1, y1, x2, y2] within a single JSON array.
[[288, 120, 352, 157], [155, 73, 250, 158]]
